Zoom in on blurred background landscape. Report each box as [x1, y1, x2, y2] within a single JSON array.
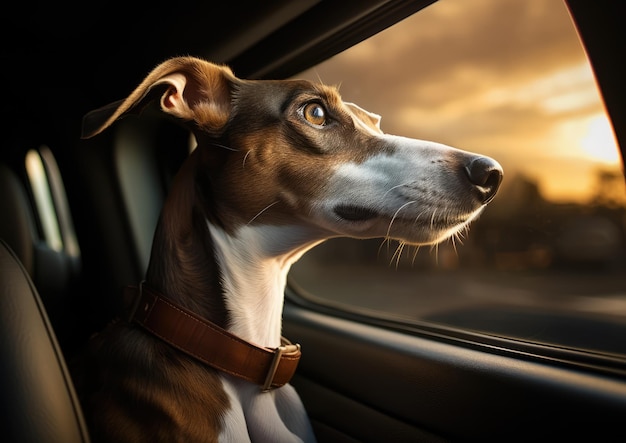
[[290, 0, 626, 355]]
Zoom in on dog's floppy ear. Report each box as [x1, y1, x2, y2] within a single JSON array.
[[81, 56, 238, 139], [344, 102, 382, 132]]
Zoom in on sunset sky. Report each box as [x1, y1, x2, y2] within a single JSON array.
[[296, 0, 624, 204]]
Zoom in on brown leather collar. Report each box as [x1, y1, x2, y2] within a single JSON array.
[[123, 283, 301, 391]]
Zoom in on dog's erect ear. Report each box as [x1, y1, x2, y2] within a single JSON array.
[[81, 56, 238, 139]]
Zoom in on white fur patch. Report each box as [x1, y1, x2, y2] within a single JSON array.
[[219, 375, 316, 443], [208, 223, 321, 347]]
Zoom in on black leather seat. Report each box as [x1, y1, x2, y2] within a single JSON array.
[[0, 239, 91, 443], [0, 162, 84, 356]]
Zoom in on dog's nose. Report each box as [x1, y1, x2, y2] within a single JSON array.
[[465, 156, 503, 204]]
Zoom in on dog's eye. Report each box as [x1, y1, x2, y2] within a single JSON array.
[[302, 103, 327, 126]]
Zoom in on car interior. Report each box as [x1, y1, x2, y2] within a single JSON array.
[[2, 0, 625, 442]]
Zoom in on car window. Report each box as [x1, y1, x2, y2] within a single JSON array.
[[288, 0, 626, 362]]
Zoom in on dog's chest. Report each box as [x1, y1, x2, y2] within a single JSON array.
[[218, 375, 316, 442]]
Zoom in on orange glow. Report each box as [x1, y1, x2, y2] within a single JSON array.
[[579, 115, 621, 164], [296, 0, 625, 206]]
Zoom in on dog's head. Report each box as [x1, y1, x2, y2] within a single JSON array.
[[83, 56, 502, 249]]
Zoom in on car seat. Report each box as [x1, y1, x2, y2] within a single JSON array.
[[0, 239, 91, 443], [0, 161, 85, 356]]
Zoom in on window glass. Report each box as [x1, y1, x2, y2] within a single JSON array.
[[288, 0, 626, 357], [26, 148, 63, 251]]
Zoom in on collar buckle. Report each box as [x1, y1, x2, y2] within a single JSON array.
[[262, 342, 301, 392]]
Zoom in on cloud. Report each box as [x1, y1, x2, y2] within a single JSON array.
[[295, 0, 621, 203], [299, 0, 584, 105]]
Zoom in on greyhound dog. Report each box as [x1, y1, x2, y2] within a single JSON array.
[[73, 56, 502, 442]]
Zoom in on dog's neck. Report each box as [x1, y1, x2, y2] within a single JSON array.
[[145, 148, 321, 349], [209, 223, 317, 347]]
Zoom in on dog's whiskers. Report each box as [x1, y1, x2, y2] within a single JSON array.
[[451, 223, 470, 255], [412, 208, 429, 226], [411, 244, 422, 266], [390, 241, 406, 269], [430, 208, 438, 230], [386, 201, 416, 238], [456, 227, 467, 243], [382, 184, 408, 200], [242, 150, 252, 168], [312, 71, 324, 85], [450, 232, 459, 255], [210, 142, 239, 152], [377, 237, 393, 261], [247, 201, 279, 225], [426, 235, 441, 265]]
